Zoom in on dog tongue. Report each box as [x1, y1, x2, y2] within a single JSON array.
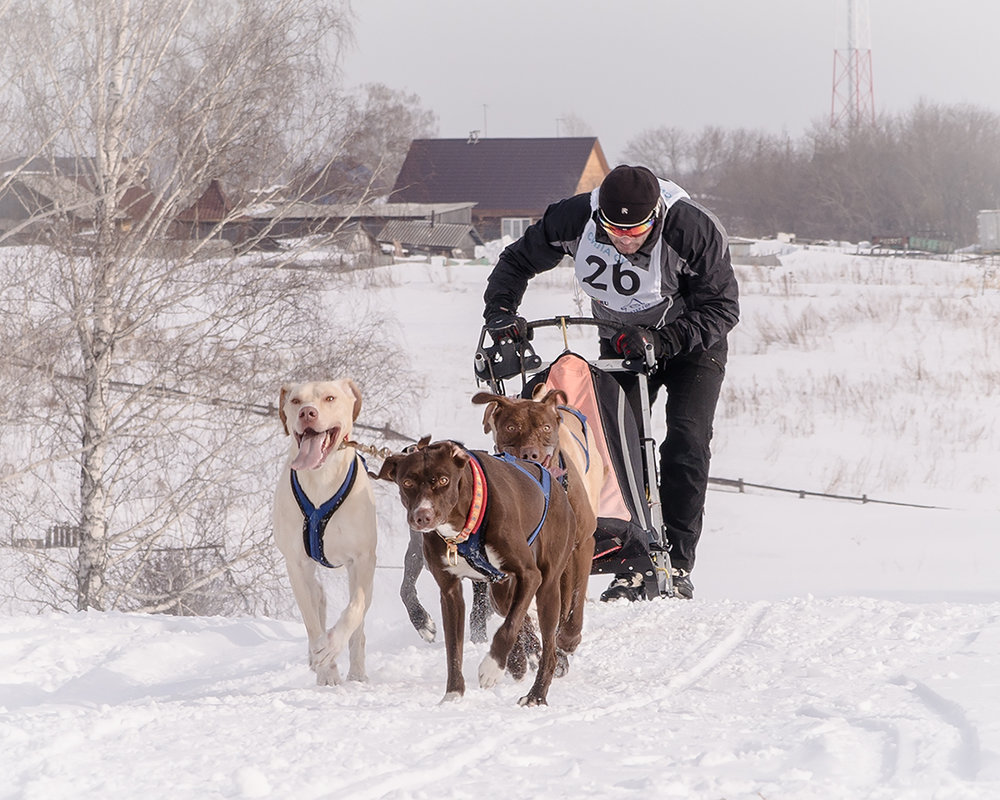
[[291, 432, 328, 470]]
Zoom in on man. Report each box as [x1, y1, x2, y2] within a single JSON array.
[[482, 164, 739, 600]]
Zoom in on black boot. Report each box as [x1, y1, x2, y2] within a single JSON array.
[[600, 572, 644, 602], [672, 568, 694, 599]]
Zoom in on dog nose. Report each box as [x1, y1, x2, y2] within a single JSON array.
[[412, 508, 435, 529], [519, 447, 541, 462], [298, 405, 318, 423]]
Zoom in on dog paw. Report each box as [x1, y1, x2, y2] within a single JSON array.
[[554, 649, 570, 678], [314, 663, 342, 686], [417, 621, 436, 643], [478, 654, 504, 689], [517, 693, 548, 707], [440, 690, 463, 704], [406, 605, 437, 643], [346, 669, 368, 682]]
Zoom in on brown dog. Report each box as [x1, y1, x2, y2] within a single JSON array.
[[375, 439, 575, 706], [472, 389, 600, 660], [273, 379, 377, 686]]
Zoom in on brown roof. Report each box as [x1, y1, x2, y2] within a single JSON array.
[[175, 179, 234, 222], [391, 137, 609, 215]]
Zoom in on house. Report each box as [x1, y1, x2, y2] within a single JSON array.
[[377, 218, 483, 258], [172, 179, 241, 240], [390, 137, 611, 241], [0, 156, 101, 241], [2, 153, 486, 261], [0, 156, 158, 244], [240, 198, 482, 259]]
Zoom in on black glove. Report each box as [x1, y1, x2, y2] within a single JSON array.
[[484, 309, 528, 342], [612, 325, 679, 361]]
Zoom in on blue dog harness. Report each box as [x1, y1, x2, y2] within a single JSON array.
[[557, 405, 591, 472], [290, 454, 361, 568], [494, 452, 551, 546], [445, 451, 551, 582]]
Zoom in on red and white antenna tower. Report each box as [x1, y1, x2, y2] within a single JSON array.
[[831, 0, 875, 129]]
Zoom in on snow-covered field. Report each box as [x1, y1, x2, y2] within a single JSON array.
[[2, 245, 998, 799]]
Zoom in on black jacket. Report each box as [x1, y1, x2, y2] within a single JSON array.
[[484, 190, 739, 356]]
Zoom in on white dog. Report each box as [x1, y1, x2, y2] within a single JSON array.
[[273, 379, 377, 686]]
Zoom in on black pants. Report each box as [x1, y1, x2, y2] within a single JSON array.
[[649, 343, 727, 572], [600, 339, 728, 573]]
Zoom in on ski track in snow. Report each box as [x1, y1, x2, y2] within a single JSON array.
[[3, 580, 998, 800]]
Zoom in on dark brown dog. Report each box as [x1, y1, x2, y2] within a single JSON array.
[[472, 389, 598, 662], [375, 439, 575, 706]]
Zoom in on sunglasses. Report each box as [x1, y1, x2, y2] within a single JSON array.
[[599, 212, 656, 239]]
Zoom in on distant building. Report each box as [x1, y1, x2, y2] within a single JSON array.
[[240, 199, 482, 259], [0, 156, 154, 243], [977, 210, 1000, 252], [391, 137, 610, 240]]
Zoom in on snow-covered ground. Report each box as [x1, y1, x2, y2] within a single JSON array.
[[1, 246, 998, 799]]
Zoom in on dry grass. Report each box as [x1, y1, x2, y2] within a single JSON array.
[[715, 250, 999, 506]]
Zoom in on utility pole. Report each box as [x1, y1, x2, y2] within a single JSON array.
[[831, 0, 875, 130]]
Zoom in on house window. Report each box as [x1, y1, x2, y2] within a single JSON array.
[[501, 217, 531, 241]]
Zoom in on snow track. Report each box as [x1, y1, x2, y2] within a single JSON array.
[[2, 578, 998, 800]]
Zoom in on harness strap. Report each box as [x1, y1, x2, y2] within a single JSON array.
[[455, 536, 506, 582], [495, 453, 551, 545], [555, 453, 569, 491], [557, 405, 591, 472], [291, 455, 359, 568]]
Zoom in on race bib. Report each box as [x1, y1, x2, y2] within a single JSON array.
[[574, 180, 688, 313], [573, 224, 663, 313]]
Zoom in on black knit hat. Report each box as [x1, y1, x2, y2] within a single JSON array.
[[598, 165, 660, 226]]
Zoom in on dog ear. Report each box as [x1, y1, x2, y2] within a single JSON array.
[[447, 442, 471, 470], [480, 401, 498, 434], [530, 383, 548, 401], [402, 435, 432, 454], [538, 388, 568, 410], [372, 454, 400, 482], [278, 386, 290, 435], [345, 379, 363, 421], [471, 392, 511, 433], [470, 391, 500, 405]]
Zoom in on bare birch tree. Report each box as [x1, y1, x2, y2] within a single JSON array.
[[0, 0, 410, 613]]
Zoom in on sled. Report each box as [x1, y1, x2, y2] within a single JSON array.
[[474, 316, 675, 599]]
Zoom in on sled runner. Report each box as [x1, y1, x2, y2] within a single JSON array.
[[474, 316, 676, 599]]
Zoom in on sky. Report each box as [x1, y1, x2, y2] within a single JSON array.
[[2, 244, 999, 799], [341, 0, 1000, 162]]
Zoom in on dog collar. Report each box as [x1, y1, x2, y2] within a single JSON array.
[[442, 454, 488, 556]]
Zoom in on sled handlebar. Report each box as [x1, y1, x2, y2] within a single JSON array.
[[474, 315, 654, 395], [524, 316, 658, 371]]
